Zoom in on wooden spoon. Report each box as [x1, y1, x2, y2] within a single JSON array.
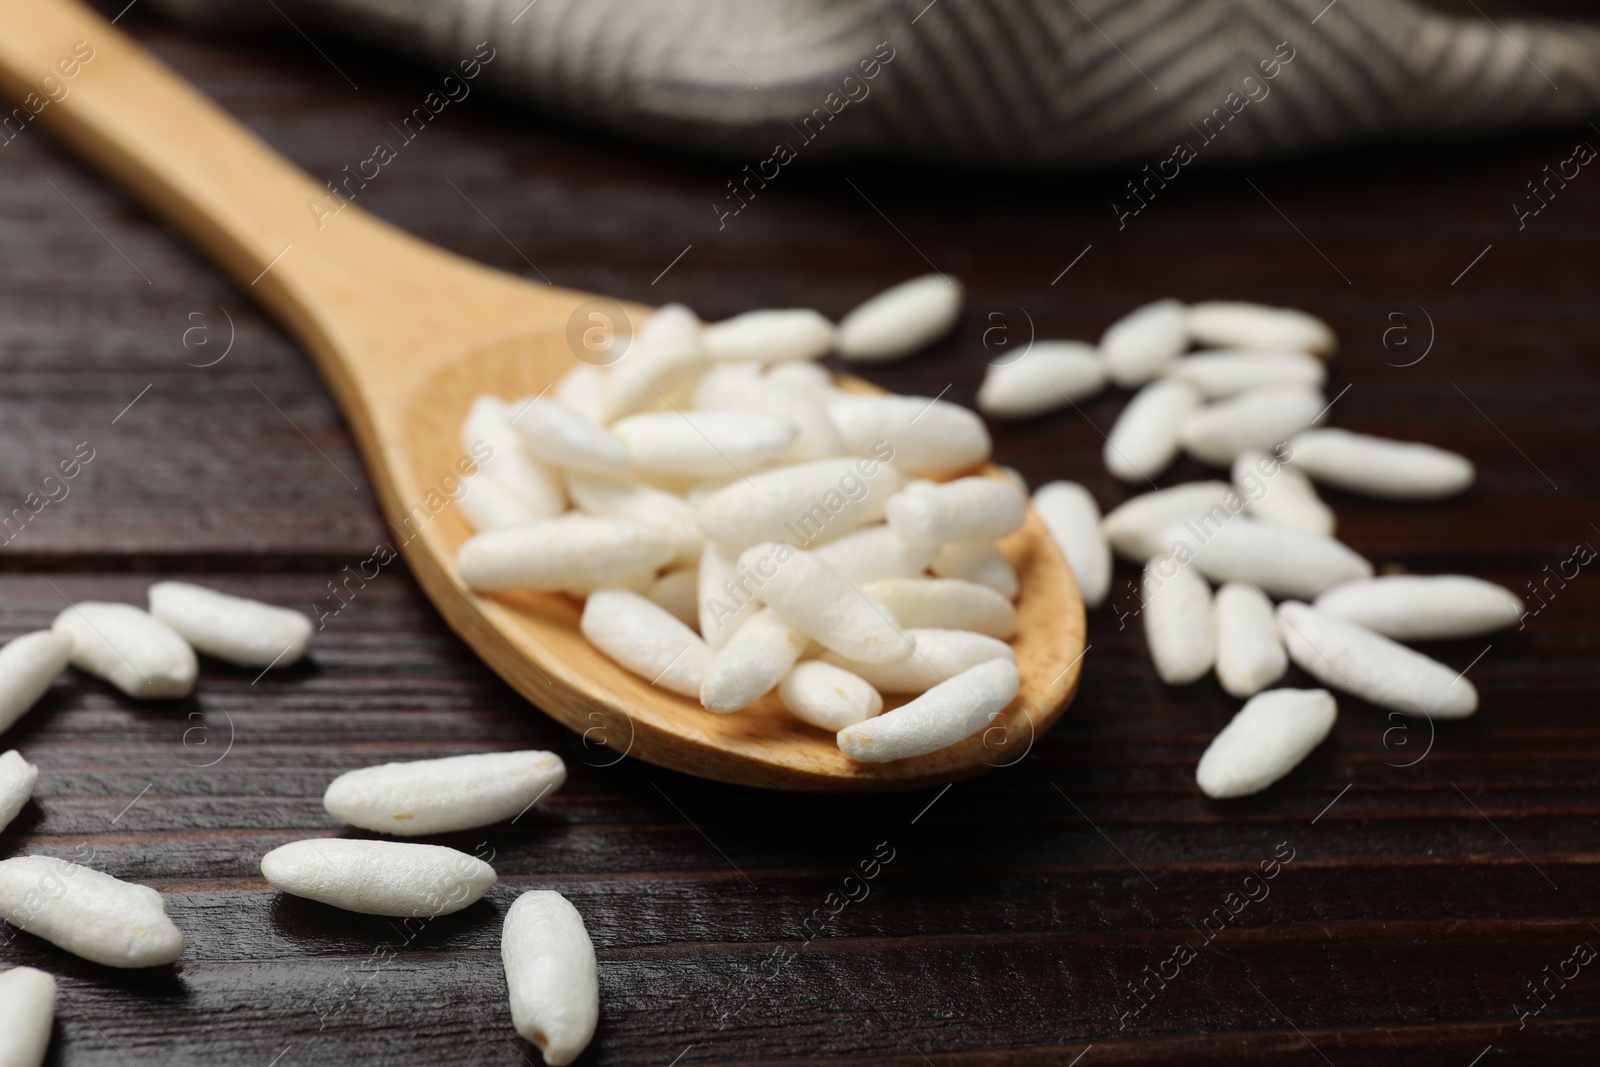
[[0, 0, 1085, 790]]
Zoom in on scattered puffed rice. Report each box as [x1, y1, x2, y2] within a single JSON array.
[[502, 891, 599, 1067], [1162, 517, 1371, 600], [1288, 428, 1475, 500], [323, 751, 567, 836], [1104, 378, 1199, 483], [437, 290, 1495, 804], [836, 657, 1019, 762], [1179, 384, 1326, 466], [837, 274, 963, 363], [977, 342, 1106, 418], [0, 965, 55, 1067], [1213, 582, 1288, 698], [52, 602, 197, 700], [1187, 301, 1336, 355], [1233, 449, 1334, 538], [1143, 555, 1215, 685], [148, 581, 313, 669], [260, 839, 496, 917], [1277, 601, 1477, 718], [1167, 351, 1326, 398], [1313, 575, 1523, 640], [1196, 688, 1337, 799], [1100, 299, 1189, 388], [0, 750, 38, 834], [0, 855, 185, 967], [1032, 481, 1111, 609], [0, 632, 70, 736], [1100, 481, 1235, 562]]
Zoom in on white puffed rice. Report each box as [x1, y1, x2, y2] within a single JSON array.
[[260, 839, 496, 917], [148, 581, 312, 669], [52, 602, 197, 700], [836, 274, 963, 363], [502, 891, 599, 1066], [0, 632, 70, 736], [323, 751, 567, 836], [1196, 688, 1337, 799], [0, 856, 185, 967]]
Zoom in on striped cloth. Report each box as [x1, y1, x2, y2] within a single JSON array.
[[150, 0, 1600, 167]]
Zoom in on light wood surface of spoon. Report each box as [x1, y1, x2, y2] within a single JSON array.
[[0, 0, 1085, 789]]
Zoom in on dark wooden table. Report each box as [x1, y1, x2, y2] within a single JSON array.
[[1, 8, 1596, 1065]]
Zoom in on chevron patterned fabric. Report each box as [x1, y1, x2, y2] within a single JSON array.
[[150, 0, 1600, 167]]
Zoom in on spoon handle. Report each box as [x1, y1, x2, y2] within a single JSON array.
[[0, 0, 536, 390]]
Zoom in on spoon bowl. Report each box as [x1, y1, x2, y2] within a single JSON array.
[[0, 0, 1086, 789]]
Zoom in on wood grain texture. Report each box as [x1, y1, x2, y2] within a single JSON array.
[[0, 4, 1596, 1064]]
